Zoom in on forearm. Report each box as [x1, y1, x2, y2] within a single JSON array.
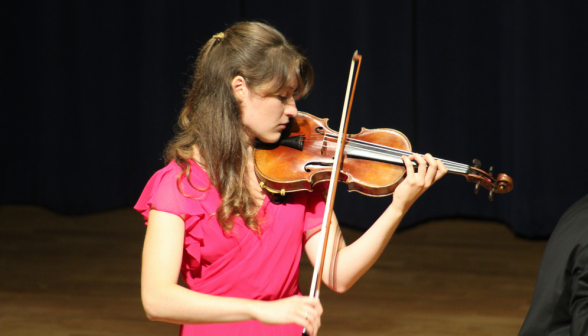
[[336, 203, 405, 288], [323, 203, 406, 292], [142, 282, 260, 324]]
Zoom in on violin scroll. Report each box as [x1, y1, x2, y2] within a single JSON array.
[[465, 159, 513, 201]]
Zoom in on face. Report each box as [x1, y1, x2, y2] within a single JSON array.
[[233, 76, 298, 144]]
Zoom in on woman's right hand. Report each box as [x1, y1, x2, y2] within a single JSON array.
[[250, 296, 323, 336]]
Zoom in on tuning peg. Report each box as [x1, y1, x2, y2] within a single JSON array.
[[474, 181, 480, 194], [472, 158, 481, 169], [489, 188, 495, 201], [489, 166, 494, 177]]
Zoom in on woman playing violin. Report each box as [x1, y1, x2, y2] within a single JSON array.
[[135, 21, 447, 336]]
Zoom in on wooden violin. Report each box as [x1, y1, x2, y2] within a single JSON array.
[[254, 111, 513, 201]]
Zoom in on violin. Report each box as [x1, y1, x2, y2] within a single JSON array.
[[254, 111, 513, 201]]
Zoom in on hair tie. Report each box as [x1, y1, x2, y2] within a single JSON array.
[[212, 32, 225, 42]]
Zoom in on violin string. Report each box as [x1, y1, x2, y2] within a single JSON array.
[[346, 141, 468, 173], [305, 133, 468, 168], [302, 140, 468, 173], [303, 136, 467, 170], [300, 135, 469, 172], [342, 137, 469, 169]]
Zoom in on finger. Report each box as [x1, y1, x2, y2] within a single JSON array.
[[313, 318, 319, 336], [307, 314, 320, 336], [316, 314, 321, 332], [309, 297, 323, 314], [435, 159, 448, 181], [301, 303, 318, 321], [307, 300, 322, 336], [307, 313, 320, 336], [301, 297, 319, 308], [299, 314, 313, 336], [308, 317, 318, 335], [302, 304, 318, 327], [402, 155, 415, 181], [412, 153, 428, 181], [315, 300, 323, 316], [301, 301, 321, 334], [422, 153, 438, 187]]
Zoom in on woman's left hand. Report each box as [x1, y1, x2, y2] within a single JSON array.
[[392, 153, 447, 212]]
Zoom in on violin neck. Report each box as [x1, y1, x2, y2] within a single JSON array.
[[345, 142, 470, 175]]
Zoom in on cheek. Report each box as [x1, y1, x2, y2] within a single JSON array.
[[241, 106, 261, 129]]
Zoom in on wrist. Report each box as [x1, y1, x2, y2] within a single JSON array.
[[390, 197, 411, 215], [246, 300, 264, 322]]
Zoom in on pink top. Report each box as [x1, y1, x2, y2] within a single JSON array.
[[135, 160, 325, 335]]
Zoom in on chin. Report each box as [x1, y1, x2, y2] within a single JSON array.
[[258, 133, 282, 144]]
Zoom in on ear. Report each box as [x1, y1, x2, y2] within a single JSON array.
[[231, 76, 249, 101]]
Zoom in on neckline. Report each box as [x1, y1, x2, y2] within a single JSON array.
[[186, 159, 271, 214]]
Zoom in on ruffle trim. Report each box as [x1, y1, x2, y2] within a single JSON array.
[[134, 162, 213, 223], [183, 219, 205, 277], [135, 161, 216, 278]]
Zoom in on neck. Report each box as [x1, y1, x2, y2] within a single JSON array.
[[245, 142, 255, 163]]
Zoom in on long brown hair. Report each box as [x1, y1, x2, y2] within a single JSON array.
[[165, 22, 314, 233]]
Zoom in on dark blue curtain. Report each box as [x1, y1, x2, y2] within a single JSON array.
[[3, 1, 588, 238]]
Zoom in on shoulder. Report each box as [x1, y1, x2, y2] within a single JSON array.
[[550, 194, 588, 242], [559, 194, 588, 226], [134, 160, 216, 224]]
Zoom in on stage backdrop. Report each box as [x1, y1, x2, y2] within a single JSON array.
[[2, 1, 587, 238]]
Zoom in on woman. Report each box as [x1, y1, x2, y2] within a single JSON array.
[[135, 21, 446, 336]]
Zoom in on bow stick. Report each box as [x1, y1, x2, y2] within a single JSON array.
[[303, 51, 362, 336]]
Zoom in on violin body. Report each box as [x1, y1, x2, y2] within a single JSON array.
[[254, 112, 513, 199], [255, 112, 412, 196]]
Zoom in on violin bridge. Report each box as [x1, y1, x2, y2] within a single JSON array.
[[321, 134, 328, 156]]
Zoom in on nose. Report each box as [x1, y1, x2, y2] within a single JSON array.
[[285, 100, 298, 118]]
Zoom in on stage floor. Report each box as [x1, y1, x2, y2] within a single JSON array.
[[0, 205, 546, 335]]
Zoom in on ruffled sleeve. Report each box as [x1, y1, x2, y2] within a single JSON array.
[[134, 162, 209, 225], [134, 161, 212, 278]]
